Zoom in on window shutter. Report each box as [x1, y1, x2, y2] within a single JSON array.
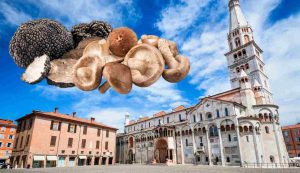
[[68, 124, 70, 132], [96, 141, 100, 149], [81, 139, 86, 148], [50, 136, 57, 146], [58, 122, 62, 131], [50, 121, 53, 130], [68, 138, 73, 147], [105, 142, 108, 150], [74, 125, 77, 133]]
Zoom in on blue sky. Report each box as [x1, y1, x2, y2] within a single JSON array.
[[0, 0, 300, 132]]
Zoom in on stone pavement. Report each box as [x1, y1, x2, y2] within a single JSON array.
[[1, 165, 299, 173]]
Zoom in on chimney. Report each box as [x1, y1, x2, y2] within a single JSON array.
[[91, 117, 95, 122], [54, 107, 58, 113], [72, 112, 76, 117]]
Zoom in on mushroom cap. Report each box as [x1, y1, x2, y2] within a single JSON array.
[[72, 55, 103, 91], [71, 21, 112, 47], [47, 58, 77, 88], [107, 27, 138, 57], [83, 39, 123, 64], [124, 44, 164, 87], [102, 62, 132, 94], [9, 19, 74, 68], [141, 35, 160, 47], [162, 55, 190, 83]]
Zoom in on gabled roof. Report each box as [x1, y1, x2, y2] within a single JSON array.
[[153, 111, 166, 118], [173, 105, 186, 112]]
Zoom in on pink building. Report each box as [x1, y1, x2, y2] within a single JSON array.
[[11, 108, 117, 168]]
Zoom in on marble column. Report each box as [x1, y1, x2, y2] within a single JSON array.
[[252, 128, 260, 164], [192, 129, 197, 154], [272, 121, 283, 163], [180, 131, 185, 164], [235, 123, 244, 167], [217, 127, 225, 166], [205, 127, 212, 166]]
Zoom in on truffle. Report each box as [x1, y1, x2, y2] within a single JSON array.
[[71, 21, 112, 46], [21, 55, 50, 84], [107, 27, 138, 57], [47, 59, 77, 88], [9, 19, 74, 68]]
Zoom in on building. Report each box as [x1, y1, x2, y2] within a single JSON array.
[[282, 123, 300, 158], [116, 0, 289, 167], [0, 119, 16, 164], [10, 108, 117, 168]]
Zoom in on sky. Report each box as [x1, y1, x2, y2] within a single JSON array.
[[0, 0, 299, 132]]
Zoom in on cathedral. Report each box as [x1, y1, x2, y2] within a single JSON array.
[[116, 0, 289, 167]]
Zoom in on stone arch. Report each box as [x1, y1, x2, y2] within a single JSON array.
[[154, 139, 168, 163]]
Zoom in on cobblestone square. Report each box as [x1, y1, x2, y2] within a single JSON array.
[[1, 165, 299, 173]]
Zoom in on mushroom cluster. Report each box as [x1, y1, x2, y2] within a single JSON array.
[[9, 19, 190, 95]]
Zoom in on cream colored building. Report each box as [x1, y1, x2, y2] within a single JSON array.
[[116, 0, 289, 167]]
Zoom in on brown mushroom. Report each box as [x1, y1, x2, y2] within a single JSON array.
[[123, 44, 164, 87], [158, 39, 190, 83], [72, 55, 103, 91], [98, 62, 132, 94], [107, 27, 138, 57], [140, 35, 159, 47]]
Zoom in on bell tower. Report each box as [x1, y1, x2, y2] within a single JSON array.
[[225, 0, 273, 104]]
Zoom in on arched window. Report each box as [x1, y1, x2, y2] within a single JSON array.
[[234, 54, 237, 59], [228, 134, 231, 142], [236, 67, 240, 73], [226, 157, 230, 162], [270, 155, 274, 163], [200, 113, 203, 121], [167, 117, 169, 123], [158, 119, 161, 125], [244, 35, 250, 43], [238, 51, 242, 57], [216, 109, 220, 118], [148, 122, 151, 127], [193, 115, 196, 122], [209, 126, 218, 137], [185, 139, 188, 146], [225, 108, 229, 116], [265, 126, 269, 134], [242, 49, 247, 55], [245, 63, 249, 69], [207, 113, 212, 120], [235, 38, 241, 47]]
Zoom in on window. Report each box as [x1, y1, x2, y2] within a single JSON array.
[[235, 38, 241, 47], [207, 113, 212, 120], [6, 143, 11, 148], [28, 119, 33, 129], [105, 142, 108, 150], [8, 135, 14, 139], [216, 110, 220, 118], [200, 113, 203, 121], [148, 122, 151, 127], [141, 124, 143, 129], [265, 126, 269, 134], [270, 156, 274, 163], [226, 157, 230, 162], [193, 115, 196, 122], [0, 142, 2, 147], [68, 124, 76, 133], [83, 126, 87, 135], [68, 138, 73, 147], [167, 117, 169, 123], [1, 127, 6, 132], [96, 141, 100, 149], [97, 129, 101, 137], [14, 138, 18, 149], [25, 135, 30, 146], [10, 128, 15, 132], [158, 119, 161, 125], [185, 139, 188, 146], [106, 130, 109, 138], [50, 121, 61, 131], [179, 114, 182, 121], [209, 126, 218, 137], [0, 134, 3, 139], [242, 49, 247, 55], [228, 134, 232, 142], [225, 108, 229, 116], [246, 136, 249, 142], [81, 139, 86, 148], [50, 136, 56, 147], [19, 136, 23, 148]]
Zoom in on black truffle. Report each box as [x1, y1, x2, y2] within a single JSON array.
[[71, 21, 112, 46], [9, 19, 74, 68]]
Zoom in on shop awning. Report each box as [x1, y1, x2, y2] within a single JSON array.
[[79, 155, 87, 159], [46, 156, 57, 161], [33, 155, 45, 161]]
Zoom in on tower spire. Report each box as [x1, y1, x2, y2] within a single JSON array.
[[229, 0, 248, 31]]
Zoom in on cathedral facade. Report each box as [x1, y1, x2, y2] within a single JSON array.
[[116, 0, 289, 167]]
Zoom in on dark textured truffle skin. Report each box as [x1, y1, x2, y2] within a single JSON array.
[[107, 27, 138, 57], [71, 21, 112, 47], [9, 19, 74, 68]]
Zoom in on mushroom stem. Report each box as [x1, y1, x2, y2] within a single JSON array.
[[98, 81, 111, 94], [158, 39, 179, 69]]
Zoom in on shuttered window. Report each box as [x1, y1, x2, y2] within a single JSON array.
[[50, 136, 57, 146], [68, 138, 73, 147], [106, 130, 109, 138], [83, 126, 87, 135], [105, 141, 108, 150], [81, 139, 86, 148], [97, 129, 101, 136], [96, 141, 100, 149]]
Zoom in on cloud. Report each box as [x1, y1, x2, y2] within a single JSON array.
[[0, 2, 32, 26]]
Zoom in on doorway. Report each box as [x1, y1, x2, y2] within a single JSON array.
[[154, 139, 168, 163]]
